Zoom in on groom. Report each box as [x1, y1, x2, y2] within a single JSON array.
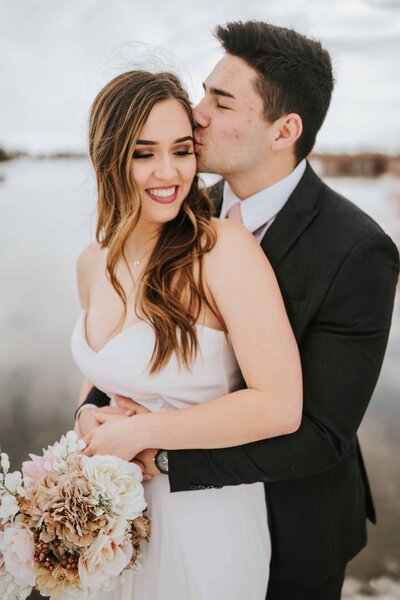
[[76, 21, 399, 599]]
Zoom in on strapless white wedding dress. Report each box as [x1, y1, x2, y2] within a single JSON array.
[[71, 311, 270, 599]]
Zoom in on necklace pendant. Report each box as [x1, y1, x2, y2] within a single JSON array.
[[133, 259, 141, 267]]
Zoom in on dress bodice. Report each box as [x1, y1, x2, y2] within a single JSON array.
[[71, 311, 242, 412]]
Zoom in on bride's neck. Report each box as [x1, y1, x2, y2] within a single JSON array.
[[123, 220, 161, 264]]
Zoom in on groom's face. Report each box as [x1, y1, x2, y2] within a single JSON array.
[[193, 54, 272, 178]]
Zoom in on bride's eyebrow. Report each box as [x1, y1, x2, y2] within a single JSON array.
[[136, 136, 194, 145]]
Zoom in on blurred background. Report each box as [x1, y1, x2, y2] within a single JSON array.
[[0, 1, 399, 598]]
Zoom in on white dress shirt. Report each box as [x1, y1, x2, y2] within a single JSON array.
[[220, 160, 307, 242]]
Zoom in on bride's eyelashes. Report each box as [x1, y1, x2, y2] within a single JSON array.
[[133, 149, 194, 159], [133, 151, 154, 159]]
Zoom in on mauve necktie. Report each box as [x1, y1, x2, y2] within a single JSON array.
[[226, 202, 242, 222]]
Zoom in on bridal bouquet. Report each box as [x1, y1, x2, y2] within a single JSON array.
[[0, 431, 150, 599]]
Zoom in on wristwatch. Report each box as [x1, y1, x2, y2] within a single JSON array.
[[154, 449, 169, 474]]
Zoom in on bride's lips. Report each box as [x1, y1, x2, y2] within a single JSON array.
[[145, 185, 179, 204]]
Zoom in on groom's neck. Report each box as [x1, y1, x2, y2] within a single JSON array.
[[226, 154, 297, 200]]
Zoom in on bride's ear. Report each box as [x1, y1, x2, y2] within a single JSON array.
[[271, 114, 303, 152]]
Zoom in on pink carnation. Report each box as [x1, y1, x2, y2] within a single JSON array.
[[22, 447, 56, 489]]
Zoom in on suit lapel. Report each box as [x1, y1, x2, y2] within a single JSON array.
[[208, 163, 322, 270], [260, 163, 321, 269]]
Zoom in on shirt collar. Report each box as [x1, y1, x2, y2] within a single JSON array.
[[220, 159, 307, 233]]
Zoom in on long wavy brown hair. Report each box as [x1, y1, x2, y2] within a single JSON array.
[[88, 71, 223, 373]]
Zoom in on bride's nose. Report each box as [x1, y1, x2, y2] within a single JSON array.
[[153, 156, 178, 181]]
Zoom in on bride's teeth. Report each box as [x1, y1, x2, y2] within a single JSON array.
[[148, 186, 176, 197]]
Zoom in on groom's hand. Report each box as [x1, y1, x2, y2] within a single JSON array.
[[76, 408, 103, 438], [78, 394, 151, 437], [77, 403, 134, 438], [133, 448, 161, 478], [113, 394, 151, 415]]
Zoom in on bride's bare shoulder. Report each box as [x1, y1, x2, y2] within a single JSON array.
[[204, 217, 272, 283], [209, 217, 260, 255], [76, 242, 105, 308], [76, 242, 104, 275]]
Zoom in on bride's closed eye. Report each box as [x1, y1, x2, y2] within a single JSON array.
[[133, 151, 153, 159], [174, 150, 194, 156], [133, 149, 194, 159]]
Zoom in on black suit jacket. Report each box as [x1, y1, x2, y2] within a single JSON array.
[[83, 163, 399, 587]]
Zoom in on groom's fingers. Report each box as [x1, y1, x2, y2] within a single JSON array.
[[114, 395, 147, 412], [114, 396, 151, 415], [94, 411, 115, 423], [131, 458, 153, 481], [114, 394, 135, 408], [98, 406, 136, 416], [94, 411, 131, 423]]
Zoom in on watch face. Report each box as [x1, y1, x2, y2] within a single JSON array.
[[156, 450, 169, 474]]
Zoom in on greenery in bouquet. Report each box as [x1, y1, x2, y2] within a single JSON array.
[[0, 431, 150, 599]]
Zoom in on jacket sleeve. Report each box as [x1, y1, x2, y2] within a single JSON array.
[[79, 386, 110, 410], [167, 231, 399, 492]]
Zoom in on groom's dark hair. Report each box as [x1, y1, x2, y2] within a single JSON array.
[[215, 21, 334, 162]]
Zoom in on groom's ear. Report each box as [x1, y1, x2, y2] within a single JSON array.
[[271, 113, 303, 152]]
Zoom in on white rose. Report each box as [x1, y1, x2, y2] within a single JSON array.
[[0, 519, 36, 586], [78, 525, 132, 592], [0, 568, 31, 600], [80, 455, 146, 520], [0, 494, 19, 520], [4, 472, 22, 494]]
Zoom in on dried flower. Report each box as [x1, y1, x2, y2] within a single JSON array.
[[35, 563, 83, 599], [24, 468, 108, 549]]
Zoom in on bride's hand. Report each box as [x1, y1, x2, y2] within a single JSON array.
[[81, 412, 149, 461]]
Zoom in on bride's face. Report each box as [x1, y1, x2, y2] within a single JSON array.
[[131, 98, 196, 226]]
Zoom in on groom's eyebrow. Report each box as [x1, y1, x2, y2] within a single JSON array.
[[202, 82, 235, 99]]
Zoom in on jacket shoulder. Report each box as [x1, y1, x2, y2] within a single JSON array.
[[317, 180, 387, 242]]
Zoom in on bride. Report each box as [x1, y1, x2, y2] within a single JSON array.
[[71, 70, 302, 599]]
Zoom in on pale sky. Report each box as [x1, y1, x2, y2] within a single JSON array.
[[1, 0, 399, 154]]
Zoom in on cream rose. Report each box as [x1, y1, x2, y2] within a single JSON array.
[[80, 455, 146, 520], [78, 519, 132, 592], [0, 518, 36, 586], [0, 568, 32, 600]]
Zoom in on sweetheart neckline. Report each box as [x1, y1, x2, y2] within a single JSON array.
[[80, 310, 226, 355]]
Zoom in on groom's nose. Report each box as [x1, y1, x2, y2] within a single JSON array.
[[193, 99, 210, 128]]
